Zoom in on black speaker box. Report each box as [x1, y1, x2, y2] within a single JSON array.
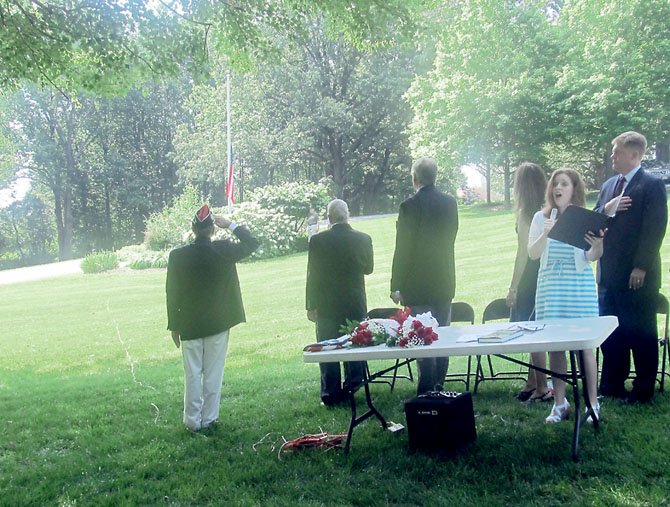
[[404, 391, 476, 454]]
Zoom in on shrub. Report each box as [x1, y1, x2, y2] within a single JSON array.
[[118, 244, 169, 270], [228, 202, 299, 259], [81, 251, 119, 274], [144, 185, 205, 251], [249, 179, 331, 232]]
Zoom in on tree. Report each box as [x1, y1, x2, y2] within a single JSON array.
[[407, 0, 560, 204], [0, 192, 56, 267], [549, 0, 670, 186], [175, 22, 420, 213], [2, 80, 192, 259], [0, 0, 416, 93]]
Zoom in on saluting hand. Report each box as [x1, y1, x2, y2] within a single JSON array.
[[214, 215, 232, 229]]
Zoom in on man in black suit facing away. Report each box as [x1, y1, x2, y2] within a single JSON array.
[[167, 205, 259, 430], [306, 199, 373, 406], [391, 157, 459, 395], [595, 131, 667, 403]]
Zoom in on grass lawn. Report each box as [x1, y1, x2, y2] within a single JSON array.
[[1, 205, 669, 506]]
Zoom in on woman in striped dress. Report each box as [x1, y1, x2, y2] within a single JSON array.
[[528, 169, 605, 424]]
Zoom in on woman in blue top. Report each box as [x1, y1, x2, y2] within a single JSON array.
[[528, 169, 605, 424]]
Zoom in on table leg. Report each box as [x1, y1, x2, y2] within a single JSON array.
[[343, 366, 388, 454], [569, 351, 582, 462]]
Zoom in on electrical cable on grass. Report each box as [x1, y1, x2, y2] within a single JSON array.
[[108, 299, 155, 391], [277, 430, 347, 460], [107, 299, 162, 425]]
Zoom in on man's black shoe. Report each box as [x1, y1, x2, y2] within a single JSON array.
[[624, 393, 652, 405], [599, 386, 628, 399]]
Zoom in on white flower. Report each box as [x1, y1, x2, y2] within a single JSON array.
[[413, 312, 439, 328]]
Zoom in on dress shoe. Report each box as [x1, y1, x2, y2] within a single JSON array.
[[623, 393, 651, 405], [599, 386, 628, 399]]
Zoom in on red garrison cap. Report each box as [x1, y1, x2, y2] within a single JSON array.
[[192, 204, 214, 227]]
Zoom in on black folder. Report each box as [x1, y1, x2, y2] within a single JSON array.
[[548, 205, 610, 251]]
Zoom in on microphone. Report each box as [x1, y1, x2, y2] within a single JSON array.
[[550, 208, 557, 220]]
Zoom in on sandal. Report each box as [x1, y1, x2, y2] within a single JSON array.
[[545, 400, 570, 424], [528, 390, 554, 403], [585, 403, 601, 425], [516, 388, 536, 402]]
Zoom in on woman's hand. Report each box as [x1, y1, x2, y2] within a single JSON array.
[[543, 217, 556, 236], [585, 229, 606, 261]]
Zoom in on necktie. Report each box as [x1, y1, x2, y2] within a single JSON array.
[[613, 175, 625, 197]]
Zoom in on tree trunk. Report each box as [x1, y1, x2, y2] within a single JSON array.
[[656, 141, 669, 163], [51, 106, 76, 260], [485, 165, 492, 204], [503, 158, 511, 206]]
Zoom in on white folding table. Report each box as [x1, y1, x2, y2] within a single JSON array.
[[303, 315, 618, 461]]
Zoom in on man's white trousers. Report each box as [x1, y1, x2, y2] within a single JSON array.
[[181, 329, 230, 431]]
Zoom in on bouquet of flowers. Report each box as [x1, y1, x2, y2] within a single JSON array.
[[344, 318, 398, 347], [388, 310, 439, 348], [341, 308, 439, 348]]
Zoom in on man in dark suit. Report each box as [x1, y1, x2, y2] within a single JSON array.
[[167, 204, 259, 430], [595, 131, 667, 403], [306, 199, 373, 406], [391, 157, 459, 395]]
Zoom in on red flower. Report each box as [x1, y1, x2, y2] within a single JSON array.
[[392, 307, 411, 326], [351, 327, 374, 346]]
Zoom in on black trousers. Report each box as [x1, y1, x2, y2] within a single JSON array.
[[599, 287, 659, 401], [410, 302, 452, 395], [316, 315, 366, 405]]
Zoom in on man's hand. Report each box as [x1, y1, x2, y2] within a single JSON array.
[[629, 268, 646, 290], [390, 290, 403, 305], [171, 330, 181, 348], [307, 309, 318, 322], [214, 215, 232, 229], [506, 289, 517, 309], [604, 195, 632, 216]]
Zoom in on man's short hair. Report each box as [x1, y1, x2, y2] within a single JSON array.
[[412, 157, 438, 186], [327, 199, 349, 224], [613, 131, 647, 159]]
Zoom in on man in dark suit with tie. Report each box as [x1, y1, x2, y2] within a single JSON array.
[[306, 199, 374, 406], [391, 157, 459, 395], [595, 131, 668, 403], [167, 205, 259, 430]]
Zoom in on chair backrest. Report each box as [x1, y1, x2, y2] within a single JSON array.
[[367, 307, 399, 319], [451, 301, 475, 325], [482, 298, 511, 323]]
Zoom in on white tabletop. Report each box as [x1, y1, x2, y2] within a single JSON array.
[[303, 316, 619, 363]]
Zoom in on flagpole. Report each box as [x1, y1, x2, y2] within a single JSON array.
[[226, 70, 233, 213]]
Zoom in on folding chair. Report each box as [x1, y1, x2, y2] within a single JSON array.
[[364, 307, 412, 391], [443, 301, 476, 390], [473, 298, 528, 393], [596, 292, 669, 393]]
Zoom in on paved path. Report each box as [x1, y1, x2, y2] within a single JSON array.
[[0, 214, 398, 286], [0, 259, 83, 286]]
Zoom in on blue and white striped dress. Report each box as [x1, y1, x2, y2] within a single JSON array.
[[535, 239, 599, 320]]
